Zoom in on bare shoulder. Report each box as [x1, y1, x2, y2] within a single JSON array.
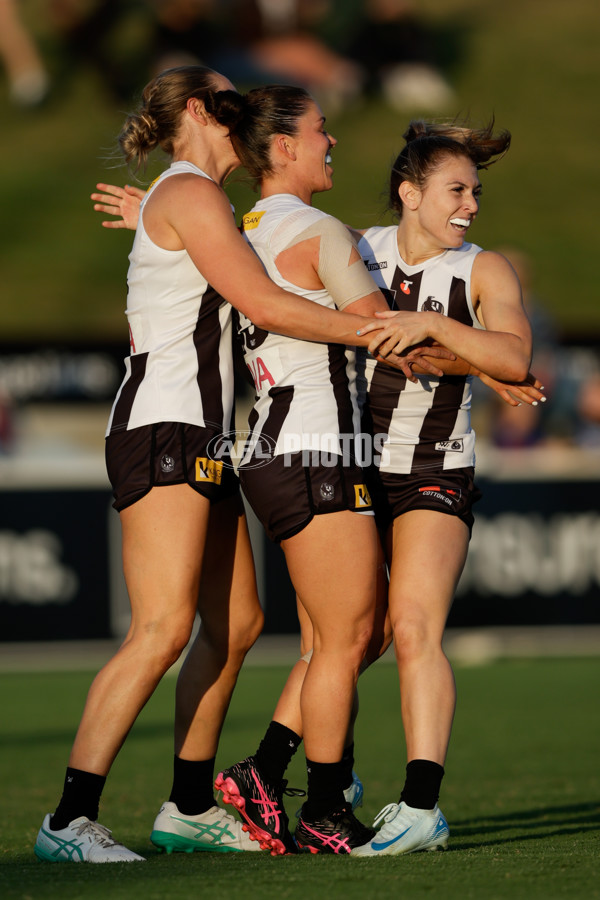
[[473, 248, 520, 282], [144, 171, 237, 250], [472, 248, 521, 296], [151, 171, 226, 207]]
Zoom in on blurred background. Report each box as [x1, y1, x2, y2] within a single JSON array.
[[0, 0, 599, 647]]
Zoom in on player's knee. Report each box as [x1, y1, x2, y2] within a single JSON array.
[[347, 621, 374, 669], [200, 603, 264, 662], [233, 604, 264, 656], [139, 612, 195, 666], [392, 615, 431, 662]]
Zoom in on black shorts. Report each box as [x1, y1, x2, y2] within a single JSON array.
[[367, 465, 482, 534], [106, 422, 240, 512], [239, 451, 373, 543]]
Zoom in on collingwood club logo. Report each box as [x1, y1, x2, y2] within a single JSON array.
[[422, 296, 444, 314], [435, 439, 464, 452]]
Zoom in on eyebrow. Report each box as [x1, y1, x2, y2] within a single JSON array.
[[448, 179, 482, 190]]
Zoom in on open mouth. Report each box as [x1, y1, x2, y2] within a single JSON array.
[[450, 217, 470, 230], [325, 153, 332, 165]]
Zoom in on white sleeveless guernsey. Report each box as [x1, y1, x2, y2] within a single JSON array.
[[106, 161, 234, 437], [238, 193, 361, 463]]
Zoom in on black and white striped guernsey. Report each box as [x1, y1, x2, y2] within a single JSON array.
[[237, 193, 362, 465], [358, 226, 483, 474]]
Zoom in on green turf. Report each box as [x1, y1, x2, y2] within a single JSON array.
[[1, 0, 600, 340], [1, 658, 598, 899]]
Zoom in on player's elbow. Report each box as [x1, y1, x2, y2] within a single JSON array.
[[505, 353, 531, 383], [502, 336, 531, 383], [249, 303, 280, 332]]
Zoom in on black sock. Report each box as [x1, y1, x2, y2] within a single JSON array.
[[169, 756, 216, 815], [399, 759, 445, 810], [341, 742, 355, 791], [50, 767, 106, 830], [254, 720, 302, 784], [302, 758, 346, 819]]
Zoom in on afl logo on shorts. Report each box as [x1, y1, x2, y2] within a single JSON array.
[[160, 455, 175, 473]]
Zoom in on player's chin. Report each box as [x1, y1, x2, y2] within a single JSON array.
[[447, 228, 468, 246]]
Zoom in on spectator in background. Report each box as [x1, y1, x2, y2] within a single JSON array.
[[45, 0, 151, 102], [149, 0, 364, 112], [148, 0, 226, 71], [324, 0, 456, 111], [0, 0, 50, 106], [4, 1, 457, 113], [148, 0, 456, 113]]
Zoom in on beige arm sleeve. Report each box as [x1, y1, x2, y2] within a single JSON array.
[[283, 215, 379, 310]]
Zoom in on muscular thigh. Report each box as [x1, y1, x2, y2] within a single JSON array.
[[120, 483, 211, 628]]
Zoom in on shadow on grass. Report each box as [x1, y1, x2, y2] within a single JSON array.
[[1, 721, 174, 748], [450, 801, 600, 849]]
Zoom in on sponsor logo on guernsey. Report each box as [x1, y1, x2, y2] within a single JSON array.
[[354, 484, 372, 508], [400, 280, 413, 295], [247, 356, 275, 390], [366, 260, 387, 271], [435, 439, 464, 452], [242, 210, 266, 231], [195, 457, 223, 485]]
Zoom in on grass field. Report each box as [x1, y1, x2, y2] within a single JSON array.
[[1, 0, 600, 340], [1, 656, 599, 899]]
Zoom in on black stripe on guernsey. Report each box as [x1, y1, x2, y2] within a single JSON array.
[[391, 268, 422, 312], [192, 285, 227, 430], [366, 265, 420, 437], [328, 343, 355, 461], [367, 363, 407, 441], [109, 352, 148, 434], [447, 276, 473, 326], [256, 384, 295, 453], [410, 276, 473, 469], [410, 375, 467, 470]]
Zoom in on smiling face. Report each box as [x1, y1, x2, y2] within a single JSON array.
[[409, 152, 482, 253], [288, 100, 337, 201]]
